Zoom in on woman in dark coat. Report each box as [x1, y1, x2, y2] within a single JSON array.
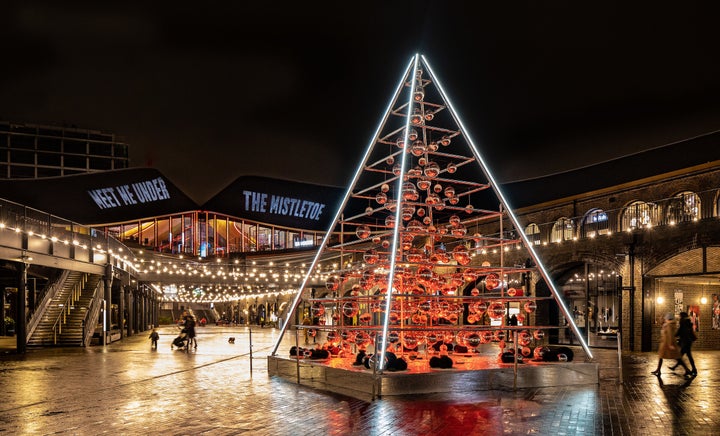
[[671, 311, 697, 377]]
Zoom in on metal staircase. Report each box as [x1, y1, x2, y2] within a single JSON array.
[[27, 271, 102, 347]]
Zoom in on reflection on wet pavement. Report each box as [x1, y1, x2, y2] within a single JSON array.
[[0, 325, 718, 435]]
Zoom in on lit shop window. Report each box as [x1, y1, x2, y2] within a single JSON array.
[[551, 217, 574, 243], [524, 223, 541, 245], [622, 200, 657, 231], [582, 209, 609, 238], [666, 191, 700, 224]]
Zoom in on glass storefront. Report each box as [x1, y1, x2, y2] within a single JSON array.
[[556, 264, 621, 348], [98, 212, 321, 257]]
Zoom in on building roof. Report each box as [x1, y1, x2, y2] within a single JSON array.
[[501, 130, 720, 208], [201, 175, 346, 232], [0, 168, 198, 225], [0, 131, 717, 228]]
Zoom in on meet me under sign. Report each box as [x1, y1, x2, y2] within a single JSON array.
[[87, 177, 171, 209]]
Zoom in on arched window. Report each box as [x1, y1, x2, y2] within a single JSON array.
[[621, 200, 658, 231], [666, 191, 700, 224], [524, 223, 541, 245], [581, 208, 609, 238], [550, 217, 574, 242]]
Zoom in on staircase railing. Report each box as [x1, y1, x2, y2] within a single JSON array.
[[82, 278, 103, 347], [26, 269, 70, 343], [51, 273, 88, 344]]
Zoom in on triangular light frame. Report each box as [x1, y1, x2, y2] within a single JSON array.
[[271, 54, 593, 370]]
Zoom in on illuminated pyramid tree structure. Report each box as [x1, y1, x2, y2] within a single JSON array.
[[272, 54, 592, 370]]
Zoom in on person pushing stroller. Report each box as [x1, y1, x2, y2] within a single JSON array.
[[171, 311, 197, 350], [171, 325, 189, 350]]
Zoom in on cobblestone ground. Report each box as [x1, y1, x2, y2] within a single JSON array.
[[0, 326, 718, 435]]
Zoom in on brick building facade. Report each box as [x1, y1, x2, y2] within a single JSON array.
[[478, 131, 720, 352]]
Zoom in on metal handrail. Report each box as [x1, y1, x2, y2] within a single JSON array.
[[0, 197, 139, 275], [82, 279, 103, 347], [51, 273, 87, 344], [26, 269, 70, 342], [493, 188, 716, 246]]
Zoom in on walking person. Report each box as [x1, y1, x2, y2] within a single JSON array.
[[302, 314, 313, 344], [651, 312, 686, 376], [183, 311, 197, 349], [671, 311, 698, 377], [149, 328, 159, 349]]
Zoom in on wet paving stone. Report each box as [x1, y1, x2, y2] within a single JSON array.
[[0, 326, 719, 435]]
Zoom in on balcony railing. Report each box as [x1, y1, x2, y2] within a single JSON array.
[[0, 197, 138, 274], [519, 189, 713, 246]]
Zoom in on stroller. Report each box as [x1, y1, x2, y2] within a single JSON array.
[[171, 327, 189, 350]]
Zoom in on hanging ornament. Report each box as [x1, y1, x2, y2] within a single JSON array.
[[325, 277, 340, 291], [402, 182, 419, 201], [485, 273, 500, 290], [452, 245, 471, 265], [518, 331, 532, 347], [411, 140, 426, 156], [462, 269, 478, 282], [524, 301, 537, 313], [465, 332, 481, 348], [488, 301, 505, 319], [310, 303, 325, 317], [480, 331, 494, 344], [363, 249, 379, 265], [406, 219, 424, 234], [411, 108, 424, 125], [356, 225, 371, 239], [406, 248, 424, 263], [424, 162, 440, 178], [425, 192, 441, 206], [342, 301, 359, 318], [401, 205, 415, 221]]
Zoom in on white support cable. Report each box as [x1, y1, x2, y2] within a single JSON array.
[[378, 54, 420, 372], [421, 55, 594, 360], [270, 57, 416, 356]]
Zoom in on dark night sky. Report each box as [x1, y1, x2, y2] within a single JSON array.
[[1, 2, 719, 204]]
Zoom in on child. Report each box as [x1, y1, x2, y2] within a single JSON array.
[[149, 328, 159, 349]]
